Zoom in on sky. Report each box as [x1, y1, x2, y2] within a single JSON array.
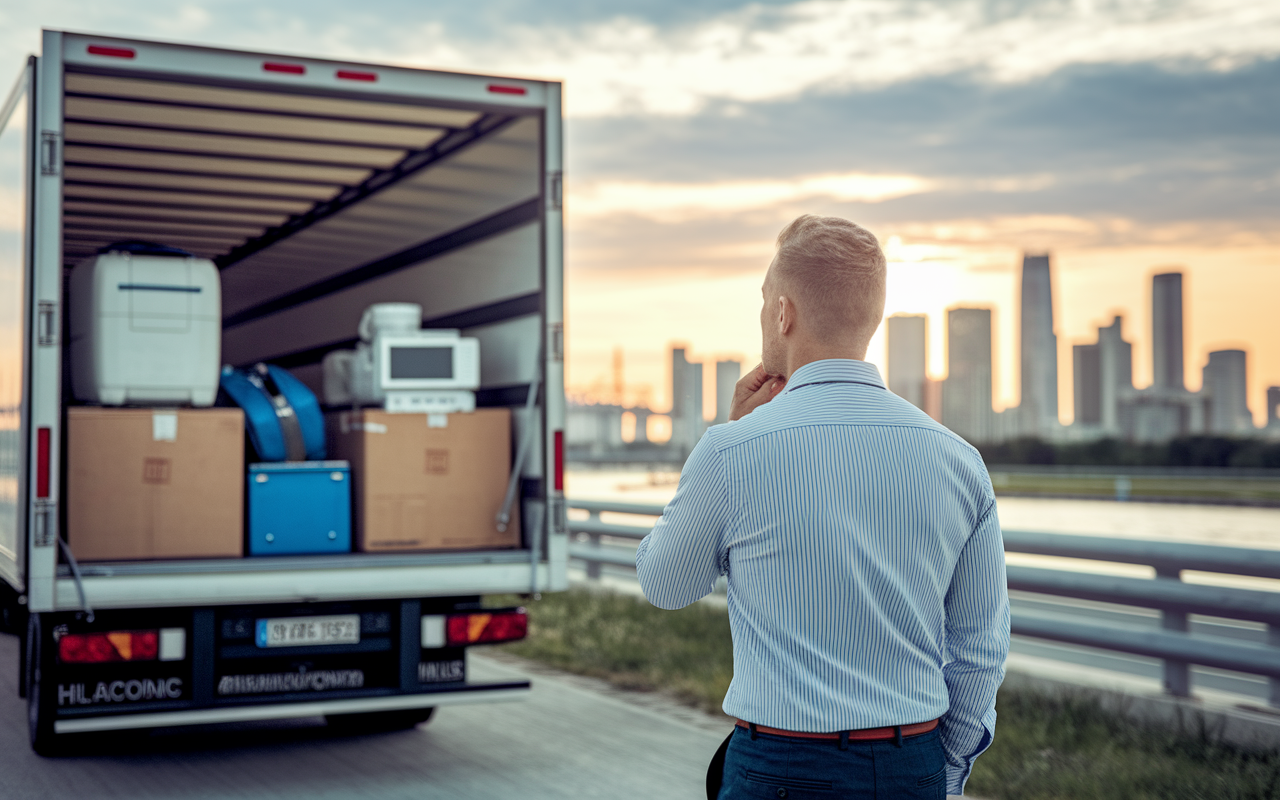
[[3, 0, 1279, 424]]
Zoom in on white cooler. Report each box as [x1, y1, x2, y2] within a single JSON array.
[[70, 248, 222, 406]]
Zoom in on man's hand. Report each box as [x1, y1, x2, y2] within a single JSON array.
[[729, 364, 786, 421]]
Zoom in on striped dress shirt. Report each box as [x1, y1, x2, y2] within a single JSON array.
[[635, 359, 1009, 795]]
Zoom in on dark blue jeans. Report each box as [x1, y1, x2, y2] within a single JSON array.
[[716, 726, 946, 799]]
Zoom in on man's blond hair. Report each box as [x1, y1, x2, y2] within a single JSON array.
[[773, 214, 887, 344]]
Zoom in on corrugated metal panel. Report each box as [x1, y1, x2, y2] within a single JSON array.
[[66, 97, 446, 149], [65, 123, 407, 168], [219, 117, 540, 314]]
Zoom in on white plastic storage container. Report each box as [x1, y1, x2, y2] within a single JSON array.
[[70, 246, 222, 406]]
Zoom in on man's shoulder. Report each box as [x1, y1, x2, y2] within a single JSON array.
[[708, 388, 987, 468]]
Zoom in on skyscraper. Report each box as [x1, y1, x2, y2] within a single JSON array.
[[886, 314, 928, 411], [1268, 387, 1280, 429], [670, 347, 705, 452], [1074, 315, 1133, 433], [1097, 316, 1134, 433], [942, 307, 993, 442], [1073, 343, 1102, 426], [714, 360, 741, 425], [1202, 349, 1252, 435], [1152, 272, 1185, 392], [1019, 254, 1058, 437]]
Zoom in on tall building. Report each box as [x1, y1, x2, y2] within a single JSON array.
[[1019, 254, 1059, 437], [886, 314, 928, 411], [1268, 386, 1280, 429], [942, 307, 994, 443], [1073, 315, 1133, 434], [1152, 272, 1185, 392], [714, 360, 741, 425], [1202, 350, 1252, 435], [670, 347, 705, 453], [1073, 343, 1102, 426]]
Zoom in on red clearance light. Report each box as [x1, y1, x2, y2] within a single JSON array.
[[36, 427, 50, 498], [445, 610, 527, 646], [59, 630, 159, 664], [336, 69, 377, 82], [554, 430, 564, 492], [263, 62, 306, 75], [487, 84, 527, 96], [87, 45, 136, 59]]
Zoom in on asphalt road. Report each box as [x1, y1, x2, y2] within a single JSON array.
[[0, 633, 729, 800]]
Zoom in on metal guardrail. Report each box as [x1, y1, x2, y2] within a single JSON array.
[[566, 499, 1280, 707]]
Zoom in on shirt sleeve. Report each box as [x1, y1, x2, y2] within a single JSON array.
[[939, 497, 1010, 796], [635, 430, 732, 610]]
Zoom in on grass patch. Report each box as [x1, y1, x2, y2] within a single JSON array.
[[492, 587, 1280, 800], [493, 587, 733, 713]]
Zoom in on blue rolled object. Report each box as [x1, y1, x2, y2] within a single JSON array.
[[219, 363, 327, 462]]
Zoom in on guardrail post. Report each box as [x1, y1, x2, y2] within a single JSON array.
[[586, 509, 602, 580], [1270, 624, 1280, 708], [1114, 476, 1131, 502], [1156, 565, 1191, 698]]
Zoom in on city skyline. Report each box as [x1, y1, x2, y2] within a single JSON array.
[[569, 255, 1277, 431]]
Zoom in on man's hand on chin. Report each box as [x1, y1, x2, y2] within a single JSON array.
[[729, 363, 786, 421]]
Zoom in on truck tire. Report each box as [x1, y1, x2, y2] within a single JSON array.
[[325, 706, 435, 733], [27, 613, 60, 756]]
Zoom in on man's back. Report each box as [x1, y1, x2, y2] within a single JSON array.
[[637, 359, 1009, 791]]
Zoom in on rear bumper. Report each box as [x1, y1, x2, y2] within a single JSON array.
[[56, 679, 530, 733]]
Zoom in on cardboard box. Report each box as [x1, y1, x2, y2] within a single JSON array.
[[328, 409, 519, 552], [67, 407, 244, 561]]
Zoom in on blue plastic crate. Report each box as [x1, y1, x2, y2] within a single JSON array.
[[247, 461, 352, 555]]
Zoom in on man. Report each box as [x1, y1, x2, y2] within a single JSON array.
[[636, 215, 1009, 799]]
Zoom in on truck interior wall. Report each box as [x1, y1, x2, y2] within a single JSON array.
[[220, 222, 541, 371]]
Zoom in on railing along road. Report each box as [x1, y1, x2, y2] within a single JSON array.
[[567, 499, 1280, 708]]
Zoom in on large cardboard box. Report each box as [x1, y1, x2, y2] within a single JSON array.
[[328, 409, 519, 552], [67, 407, 244, 561]]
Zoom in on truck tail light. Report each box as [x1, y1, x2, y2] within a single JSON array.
[[336, 69, 377, 82], [263, 62, 306, 75], [553, 430, 564, 492], [59, 630, 159, 663], [87, 45, 136, 59], [445, 610, 527, 646], [487, 84, 526, 96], [36, 427, 50, 498]]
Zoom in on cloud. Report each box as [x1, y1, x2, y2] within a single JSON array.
[[386, 0, 1280, 117], [569, 172, 935, 221]]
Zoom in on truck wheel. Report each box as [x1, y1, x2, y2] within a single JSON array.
[[325, 707, 435, 733], [27, 614, 60, 756]]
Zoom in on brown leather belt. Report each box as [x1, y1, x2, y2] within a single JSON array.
[[735, 718, 939, 742]]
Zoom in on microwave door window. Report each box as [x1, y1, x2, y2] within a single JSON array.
[[389, 346, 454, 380]]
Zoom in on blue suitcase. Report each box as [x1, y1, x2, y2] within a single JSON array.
[[247, 461, 352, 555], [220, 363, 326, 462]]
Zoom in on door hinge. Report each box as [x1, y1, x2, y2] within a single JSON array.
[[550, 497, 566, 534], [32, 500, 55, 548], [37, 301, 56, 347], [547, 170, 562, 211], [40, 131, 60, 176], [549, 322, 563, 362]]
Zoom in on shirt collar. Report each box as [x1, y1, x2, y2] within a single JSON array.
[[782, 359, 886, 394]]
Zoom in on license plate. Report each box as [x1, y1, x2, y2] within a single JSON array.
[[256, 615, 360, 648]]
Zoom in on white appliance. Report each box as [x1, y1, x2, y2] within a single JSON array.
[[322, 303, 480, 413], [70, 248, 222, 406]]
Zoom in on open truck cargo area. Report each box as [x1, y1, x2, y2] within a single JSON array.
[[0, 30, 566, 752]]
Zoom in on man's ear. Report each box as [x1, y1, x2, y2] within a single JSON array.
[[777, 295, 795, 336]]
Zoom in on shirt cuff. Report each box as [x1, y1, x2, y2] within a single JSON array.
[[945, 708, 996, 795]]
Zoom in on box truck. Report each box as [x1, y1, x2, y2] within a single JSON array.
[[0, 30, 567, 754]]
